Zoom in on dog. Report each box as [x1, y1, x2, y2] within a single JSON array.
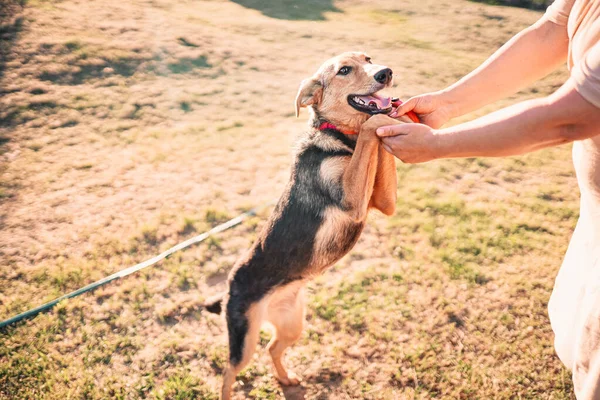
[[204, 52, 409, 399]]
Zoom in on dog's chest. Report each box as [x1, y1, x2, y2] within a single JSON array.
[[310, 206, 364, 272]]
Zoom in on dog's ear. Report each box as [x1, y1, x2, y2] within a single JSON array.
[[295, 77, 323, 117]]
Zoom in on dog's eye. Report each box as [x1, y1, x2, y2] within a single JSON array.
[[337, 66, 352, 76], [365, 57, 372, 64]]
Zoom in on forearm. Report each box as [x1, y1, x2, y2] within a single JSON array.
[[436, 99, 568, 157], [435, 80, 600, 158], [441, 17, 569, 118]]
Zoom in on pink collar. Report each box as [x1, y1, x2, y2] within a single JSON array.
[[318, 121, 356, 135]]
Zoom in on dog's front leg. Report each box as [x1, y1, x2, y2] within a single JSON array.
[[369, 144, 397, 216], [343, 114, 403, 221], [369, 115, 413, 215], [342, 114, 388, 221]]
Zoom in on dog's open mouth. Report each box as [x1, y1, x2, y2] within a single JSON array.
[[347, 93, 393, 115]]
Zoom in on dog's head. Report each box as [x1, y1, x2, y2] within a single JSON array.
[[295, 52, 394, 133]]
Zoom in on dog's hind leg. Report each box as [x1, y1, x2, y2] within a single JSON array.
[[221, 298, 265, 400], [266, 282, 306, 386]]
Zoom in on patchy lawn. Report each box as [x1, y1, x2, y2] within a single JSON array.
[[0, 0, 576, 398]]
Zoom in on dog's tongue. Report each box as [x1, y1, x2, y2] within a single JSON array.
[[355, 93, 392, 110]]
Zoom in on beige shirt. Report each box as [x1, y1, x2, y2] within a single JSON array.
[[546, 0, 600, 225], [545, 2, 600, 398], [547, 0, 600, 107]]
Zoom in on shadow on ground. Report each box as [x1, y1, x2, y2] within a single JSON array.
[[231, 0, 341, 20], [0, 0, 24, 81], [469, 0, 552, 10], [282, 385, 307, 399]]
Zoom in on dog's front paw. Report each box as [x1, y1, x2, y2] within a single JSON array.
[[360, 114, 400, 133], [277, 371, 302, 386]]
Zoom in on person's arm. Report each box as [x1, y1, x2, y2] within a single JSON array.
[[376, 78, 600, 163], [391, 16, 569, 128]]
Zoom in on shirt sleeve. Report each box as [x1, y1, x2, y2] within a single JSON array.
[[545, 0, 575, 26], [571, 41, 600, 109]]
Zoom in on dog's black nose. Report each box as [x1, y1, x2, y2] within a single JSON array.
[[374, 68, 393, 84]]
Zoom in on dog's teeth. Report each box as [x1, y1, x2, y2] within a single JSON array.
[[358, 99, 365, 104]]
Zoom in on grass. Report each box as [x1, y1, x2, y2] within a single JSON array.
[[0, 0, 577, 398]]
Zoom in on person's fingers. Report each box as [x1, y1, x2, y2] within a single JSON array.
[[382, 142, 393, 154], [396, 97, 418, 117], [389, 97, 418, 118], [376, 124, 409, 137]]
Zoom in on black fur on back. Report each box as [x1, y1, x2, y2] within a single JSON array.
[[225, 125, 364, 365]]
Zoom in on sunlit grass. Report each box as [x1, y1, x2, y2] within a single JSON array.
[[0, 0, 576, 398]]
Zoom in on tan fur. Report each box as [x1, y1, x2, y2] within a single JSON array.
[[295, 52, 394, 133], [295, 78, 323, 117], [309, 206, 357, 272], [370, 145, 397, 216], [221, 53, 405, 399], [295, 130, 353, 155], [265, 281, 306, 385], [222, 282, 307, 400], [342, 114, 403, 222], [295, 52, 403, 219], [319, 156, 350, 187], [341, 118, 382, 221], [221, 303, 265, 400]]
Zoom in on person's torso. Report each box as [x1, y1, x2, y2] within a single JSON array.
[[573, 138, 600, 223], [566, 1, 600, 233], [567, 0, 600, 68]]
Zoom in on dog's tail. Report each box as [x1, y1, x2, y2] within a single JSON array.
[[203, 292, 225, 314]]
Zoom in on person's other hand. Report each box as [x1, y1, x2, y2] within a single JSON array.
[[389, 92, 455, 129], [376, 123, 442, 164]]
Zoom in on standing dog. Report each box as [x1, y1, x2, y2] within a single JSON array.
[[205, 52, 409, 399]]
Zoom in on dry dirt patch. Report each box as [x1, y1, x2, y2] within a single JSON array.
[[1, 0, 577, 399]]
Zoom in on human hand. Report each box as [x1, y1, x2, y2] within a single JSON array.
[[389, 92, 455, 129], [376, 123, 442, 164]]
